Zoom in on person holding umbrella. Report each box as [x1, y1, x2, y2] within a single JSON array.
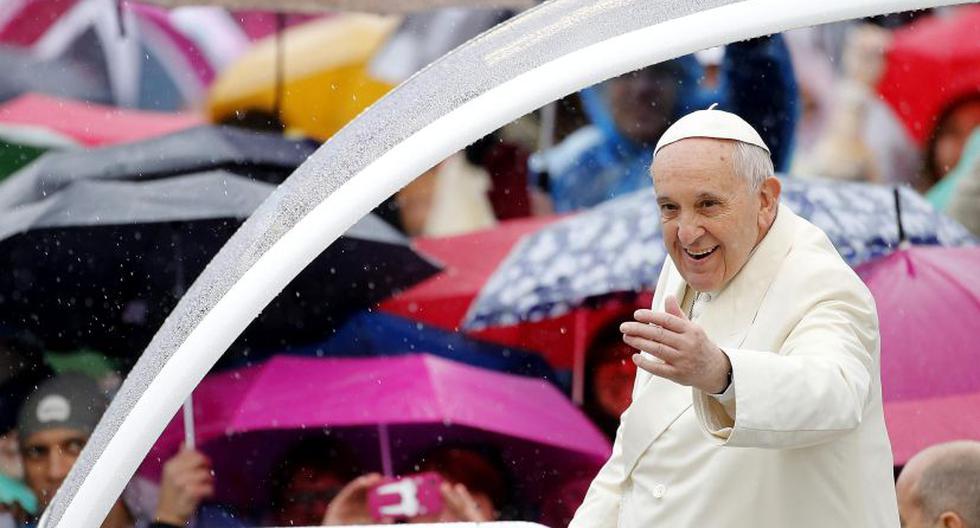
[[17, 374, 242, 528], [570, 108, 898, 527]]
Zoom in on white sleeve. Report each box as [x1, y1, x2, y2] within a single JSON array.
[[693, 284, 876, 449]]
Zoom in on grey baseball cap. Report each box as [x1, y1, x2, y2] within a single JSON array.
[[17, 373, 108, 442]]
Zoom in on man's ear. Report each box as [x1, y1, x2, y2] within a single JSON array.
[[758, 176, 781, 226], [939, 511, 964, 528]]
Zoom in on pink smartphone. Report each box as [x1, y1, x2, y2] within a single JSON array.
[[367, 472, 445, 521]]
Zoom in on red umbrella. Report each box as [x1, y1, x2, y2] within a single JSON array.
[[381, 217, 650, 402], [856, 245, 980, 465], [0, 93, 202, 147], [878, 6, 980, 146]]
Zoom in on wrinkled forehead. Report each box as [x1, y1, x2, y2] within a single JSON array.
[[651, 138, 741, 189]]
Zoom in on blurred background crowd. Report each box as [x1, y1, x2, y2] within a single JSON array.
[[0, 1, 979, 527]]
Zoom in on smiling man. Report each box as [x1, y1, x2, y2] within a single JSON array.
[[569, 108, 899, 528]]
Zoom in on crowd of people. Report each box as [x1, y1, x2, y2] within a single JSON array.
[[1, 4, 980, 528]]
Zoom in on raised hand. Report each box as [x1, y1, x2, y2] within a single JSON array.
[[621, 295, 731, 394]]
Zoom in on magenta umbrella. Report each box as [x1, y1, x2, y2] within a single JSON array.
[[857, 245, 980, 465], [140, 354, 609, 511]]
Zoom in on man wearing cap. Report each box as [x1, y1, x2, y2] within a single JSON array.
[[17, 373, 220, 528], [569, 108, 898, 527]]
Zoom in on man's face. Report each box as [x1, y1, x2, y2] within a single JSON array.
[[608, 68, 678, 145], [653, 138, 777, 293], [20, 428, 87, 509]]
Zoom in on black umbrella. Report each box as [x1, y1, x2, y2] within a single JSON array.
[[0, 46, 112, 104], [0, 171, 439, 361], [0, 125, 316, 209]]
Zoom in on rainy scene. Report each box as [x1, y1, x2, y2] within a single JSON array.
[[0, 0, 979, 527]]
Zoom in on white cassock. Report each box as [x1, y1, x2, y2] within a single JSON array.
[[569, 203, 900, 528]]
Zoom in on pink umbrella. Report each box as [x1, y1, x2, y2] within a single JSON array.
[[142, 354, 610, 510], [0, 93, 202, 146], [857, 245, 980, 465]]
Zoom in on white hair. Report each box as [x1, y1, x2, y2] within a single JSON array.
[[731, 140, 774, 190]]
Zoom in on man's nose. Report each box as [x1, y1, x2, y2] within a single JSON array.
[[48, 451, 72, 481], [677, 215, 705, 245]]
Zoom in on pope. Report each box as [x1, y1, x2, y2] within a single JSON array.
[[569, 107, 899, 527]]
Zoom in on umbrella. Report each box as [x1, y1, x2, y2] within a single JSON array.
[[0, 45, 111, 103], [0, 0, 222, 110], [140, 0, 535, 14], [283, 310, 557, 381], [207, 14, 397, 140], [878, 5, 980, 145], [0, 125, 314, 209], [0, 93, 203, 148], [0, 172, 439, 358], [856, 245, 980, 465], [381, 216, 648, 404], [463, 177, 976, 330], [0, 123, 78, 183], [380, 217, 646, 370], [140, 354, 610, 512]]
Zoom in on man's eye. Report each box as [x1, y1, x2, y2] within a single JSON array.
[[23, 447, 46, 460], [700, 200, 719, 208], [659, 204, 678, 213], [64, 439, 86, 456]]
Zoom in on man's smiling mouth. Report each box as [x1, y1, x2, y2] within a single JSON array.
[[685, 246, 719, 260]]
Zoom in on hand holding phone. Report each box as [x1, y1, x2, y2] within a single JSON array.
[[367, 472, 444, 522]]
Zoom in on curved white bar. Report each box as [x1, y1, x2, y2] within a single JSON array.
[[42, 0, 970, 526]]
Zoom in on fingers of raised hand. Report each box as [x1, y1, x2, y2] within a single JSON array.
[[633, 309, 688, 334], [631, 352, 678, 380], [620, 321, 684, 349], [622, 333, 680, 363]]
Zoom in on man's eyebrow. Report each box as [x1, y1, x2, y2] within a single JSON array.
[[696, 192, 725, 201], [656, 196, 673, 204]]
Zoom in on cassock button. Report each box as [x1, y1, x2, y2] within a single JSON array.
[[653, 484, 667, 498]]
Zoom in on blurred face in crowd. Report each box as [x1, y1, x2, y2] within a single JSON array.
[[0, 432, 23, 479], [653, 138, 780, 293], [608, 66, 679, 145], [592, 344, 636, 418], [275, 465, 346, 526], [931, 98, 980, 180], [20, 428, 87, 509]]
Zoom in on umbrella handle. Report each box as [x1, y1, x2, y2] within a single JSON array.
[[182, 395, 195, 450], [378, 423, 393, 477], [571, 310, 589, 405]]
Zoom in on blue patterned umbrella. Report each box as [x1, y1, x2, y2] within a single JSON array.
[[463, 177, 976, 330]]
